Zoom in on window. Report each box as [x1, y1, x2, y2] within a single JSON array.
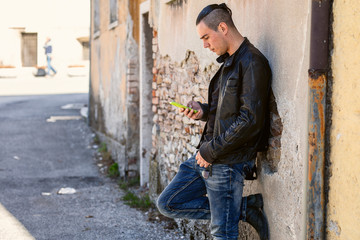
[[163, 0, 177, 4], [93, 0, 100, 36], [77, 37, 90, 60], [109, 0, 118, 29], [81, 41, 89, 60]]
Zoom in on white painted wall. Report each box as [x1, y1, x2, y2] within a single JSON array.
[[0, 0, 90, 69]]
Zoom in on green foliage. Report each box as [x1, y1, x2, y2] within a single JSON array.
[[118, 177, 153, 210], [93, 135, 100, 144], [118, 182, 128, 191], [102, 151, 112, 162], [108, 162, 120, 178], [99, 142, 108, 153], [122, 192, 154, 210], [118, 177, 140, 191], [92, 134, 153, 211]]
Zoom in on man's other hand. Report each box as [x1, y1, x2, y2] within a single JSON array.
[[196, 151, 211, 168], [179, 101, 203, 120]]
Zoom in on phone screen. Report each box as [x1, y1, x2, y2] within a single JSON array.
[[169, 101, 198, 113]]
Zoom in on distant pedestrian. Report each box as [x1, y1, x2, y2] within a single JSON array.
[[43, 37, 57, 76]]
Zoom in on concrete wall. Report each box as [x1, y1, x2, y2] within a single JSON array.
[[149, 0, 310, 239], [327, 0, 360, 239], [0, 0, 89, 70]]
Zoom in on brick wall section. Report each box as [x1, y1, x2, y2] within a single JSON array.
[[151, 32, 221, 188], [257, 90, 283, 172]]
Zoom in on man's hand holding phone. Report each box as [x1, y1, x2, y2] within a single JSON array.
[[179, 101, 203, 120]]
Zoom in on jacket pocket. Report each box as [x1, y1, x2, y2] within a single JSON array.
[[225, 78, 239, 88]]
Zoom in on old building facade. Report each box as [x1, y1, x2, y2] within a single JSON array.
[[90, 0, 360, 239]]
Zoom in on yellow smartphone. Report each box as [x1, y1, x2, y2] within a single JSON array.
[[169, 101, 198, 113]]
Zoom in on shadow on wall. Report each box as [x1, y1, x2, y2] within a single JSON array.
[[255, 34, 284, 174], [257, 89, 283, 173]]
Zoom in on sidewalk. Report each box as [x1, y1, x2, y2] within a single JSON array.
[[0, 203, 34, 240], [0, 67, 89, 96]]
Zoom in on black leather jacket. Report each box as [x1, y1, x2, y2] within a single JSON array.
[[197, 38, 271, 165]]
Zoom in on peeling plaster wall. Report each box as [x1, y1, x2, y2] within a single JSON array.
[[150, 0, 310, 239], [327, 1, 360, 239], [90, 0, 140, 177]]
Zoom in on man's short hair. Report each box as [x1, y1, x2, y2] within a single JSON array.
[[196, 3, 235, 31]]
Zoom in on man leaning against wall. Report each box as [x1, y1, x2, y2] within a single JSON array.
[[157, 3, 272, 240]]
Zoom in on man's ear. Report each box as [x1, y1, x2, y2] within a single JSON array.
[[218, 22, 228, 34]]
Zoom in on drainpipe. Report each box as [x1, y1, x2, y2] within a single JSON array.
[[307, 0, 331, 239]]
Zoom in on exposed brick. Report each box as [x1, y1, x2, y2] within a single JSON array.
[[152, 37, 158, 45], [128, 80, 138, 88], [152, 44, 158, 53], [152, 67, 158, 74], [128, 87, 138, 95], [156, 75, 163, 84], [152, 82, 157, 89], [152, 97, 159, 105], [127, 74, 137, 81]]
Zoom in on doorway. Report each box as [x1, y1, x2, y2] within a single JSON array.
[[21, 33, 37, 67]]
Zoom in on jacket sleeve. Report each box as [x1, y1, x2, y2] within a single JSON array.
[[198, 102, 209, 121], [199, 59, 270, 163]]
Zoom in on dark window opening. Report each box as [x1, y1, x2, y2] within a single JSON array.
[[93, 0, 100, 34], [109, 0, 118, 25]]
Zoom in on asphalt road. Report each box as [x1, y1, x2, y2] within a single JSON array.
[[0, 74, 185, 240]]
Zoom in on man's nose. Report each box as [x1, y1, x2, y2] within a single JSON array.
[[203, 41, 209, 48]]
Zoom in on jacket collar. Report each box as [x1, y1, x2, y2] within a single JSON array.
[[216, 37, 249, 67]]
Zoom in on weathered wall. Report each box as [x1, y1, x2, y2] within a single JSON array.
[[327, 0, 360, 239], [149, 0, 310, 239], [90, 0, 140, 177]]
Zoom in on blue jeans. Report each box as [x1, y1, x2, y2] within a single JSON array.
[[46, 55, 57, 75], [157, 154, 254, 240]]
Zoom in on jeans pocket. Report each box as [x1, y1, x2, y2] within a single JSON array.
[[243, 161, 257, 180]]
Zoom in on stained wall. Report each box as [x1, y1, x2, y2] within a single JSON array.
[[90, 0, 140, 176], [327, 0, 360, 239]]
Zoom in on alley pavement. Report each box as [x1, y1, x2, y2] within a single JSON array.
[[0, 72, 185, 239]]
